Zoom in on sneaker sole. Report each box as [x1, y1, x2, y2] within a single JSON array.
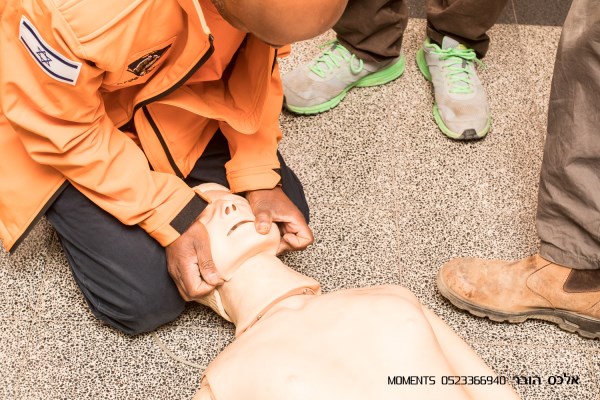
[[436, 272, 600, 340], [285, 55, 406, 115], [416, 48, 492, 141]]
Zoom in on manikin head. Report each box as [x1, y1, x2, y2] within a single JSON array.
[[209, 0, 348, 47], [196, 183, 281, 279], [194, 183, 280, 320], [194, 184, 320, 326]]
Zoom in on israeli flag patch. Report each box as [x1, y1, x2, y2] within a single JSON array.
[[19, 16, 82, 85]]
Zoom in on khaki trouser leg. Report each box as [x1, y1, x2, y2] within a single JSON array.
[[334, 0, 408, 62], [426, 0, 509, 58], [537, 0, 600, 271], [333, 0, 507, 62]]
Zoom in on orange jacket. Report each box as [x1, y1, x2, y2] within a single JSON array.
[[0, 0, 284, 251]]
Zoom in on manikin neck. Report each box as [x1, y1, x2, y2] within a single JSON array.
[[218, 253, 321, 337]]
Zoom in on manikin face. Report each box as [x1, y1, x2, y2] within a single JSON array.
[[197, 185, 280, 280]]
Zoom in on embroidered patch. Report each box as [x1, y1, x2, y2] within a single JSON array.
[[127, 45, 171, 77], [19, 16, 82, 85]]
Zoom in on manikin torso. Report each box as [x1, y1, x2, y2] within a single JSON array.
[[199, 284, 467, 400], [191, 184, 518, 400]]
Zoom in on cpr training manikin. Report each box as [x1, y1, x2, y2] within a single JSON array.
[[191, 183, 520, 400]]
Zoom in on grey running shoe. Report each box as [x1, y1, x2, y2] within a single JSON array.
[[283, 40, 405, 114], [417, 37, 491, 140]]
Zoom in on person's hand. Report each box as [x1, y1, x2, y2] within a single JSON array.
[[165, 219, 224, 301], [245, 186, 314, 254]]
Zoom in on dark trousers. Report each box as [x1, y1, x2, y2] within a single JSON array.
[[334, 0, 509, 62], [537, 0, 600, 270], [46, 131, 309, 335]]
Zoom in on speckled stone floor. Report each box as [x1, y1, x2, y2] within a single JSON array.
[[2, 3, 599, 400]]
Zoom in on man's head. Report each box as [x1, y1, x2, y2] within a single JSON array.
[[210, 0, 348, 47]]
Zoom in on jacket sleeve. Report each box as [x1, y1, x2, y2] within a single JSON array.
[[218, 58, 284, 193], [0, 11, 205, 246]]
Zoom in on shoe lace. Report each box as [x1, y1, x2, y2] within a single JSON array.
[[310, 40, 364, 78], [432, 45, 485, 94]]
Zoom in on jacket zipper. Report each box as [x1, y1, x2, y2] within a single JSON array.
[[130, 34, 214, 117], [271, 48, 278, 74], [122, 34, 214, 175], [142, 106, 184, 178]]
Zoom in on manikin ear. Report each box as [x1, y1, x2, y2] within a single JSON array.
[[193, 183, 231, 203]]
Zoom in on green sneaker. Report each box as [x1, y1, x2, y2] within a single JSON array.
[[283, 40, 405, 114], [416, 37, 491, 140]]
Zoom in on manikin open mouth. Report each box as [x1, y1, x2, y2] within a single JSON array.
[[227, 220, 254, 236]]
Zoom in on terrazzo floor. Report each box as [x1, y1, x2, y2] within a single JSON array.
[[2, 9, 599, 400]]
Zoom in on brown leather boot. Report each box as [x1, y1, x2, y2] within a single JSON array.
[[437, 254, 600, 339]]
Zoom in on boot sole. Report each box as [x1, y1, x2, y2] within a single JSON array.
[[437, 272, 600, 340], [284, 55, 406, 115], [416, 47, 491, 141]]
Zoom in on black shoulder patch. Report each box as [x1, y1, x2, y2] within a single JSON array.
[[127, 44, 171, 77]]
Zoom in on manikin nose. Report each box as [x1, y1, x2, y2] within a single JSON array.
[[223, 201, 238, 216]]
